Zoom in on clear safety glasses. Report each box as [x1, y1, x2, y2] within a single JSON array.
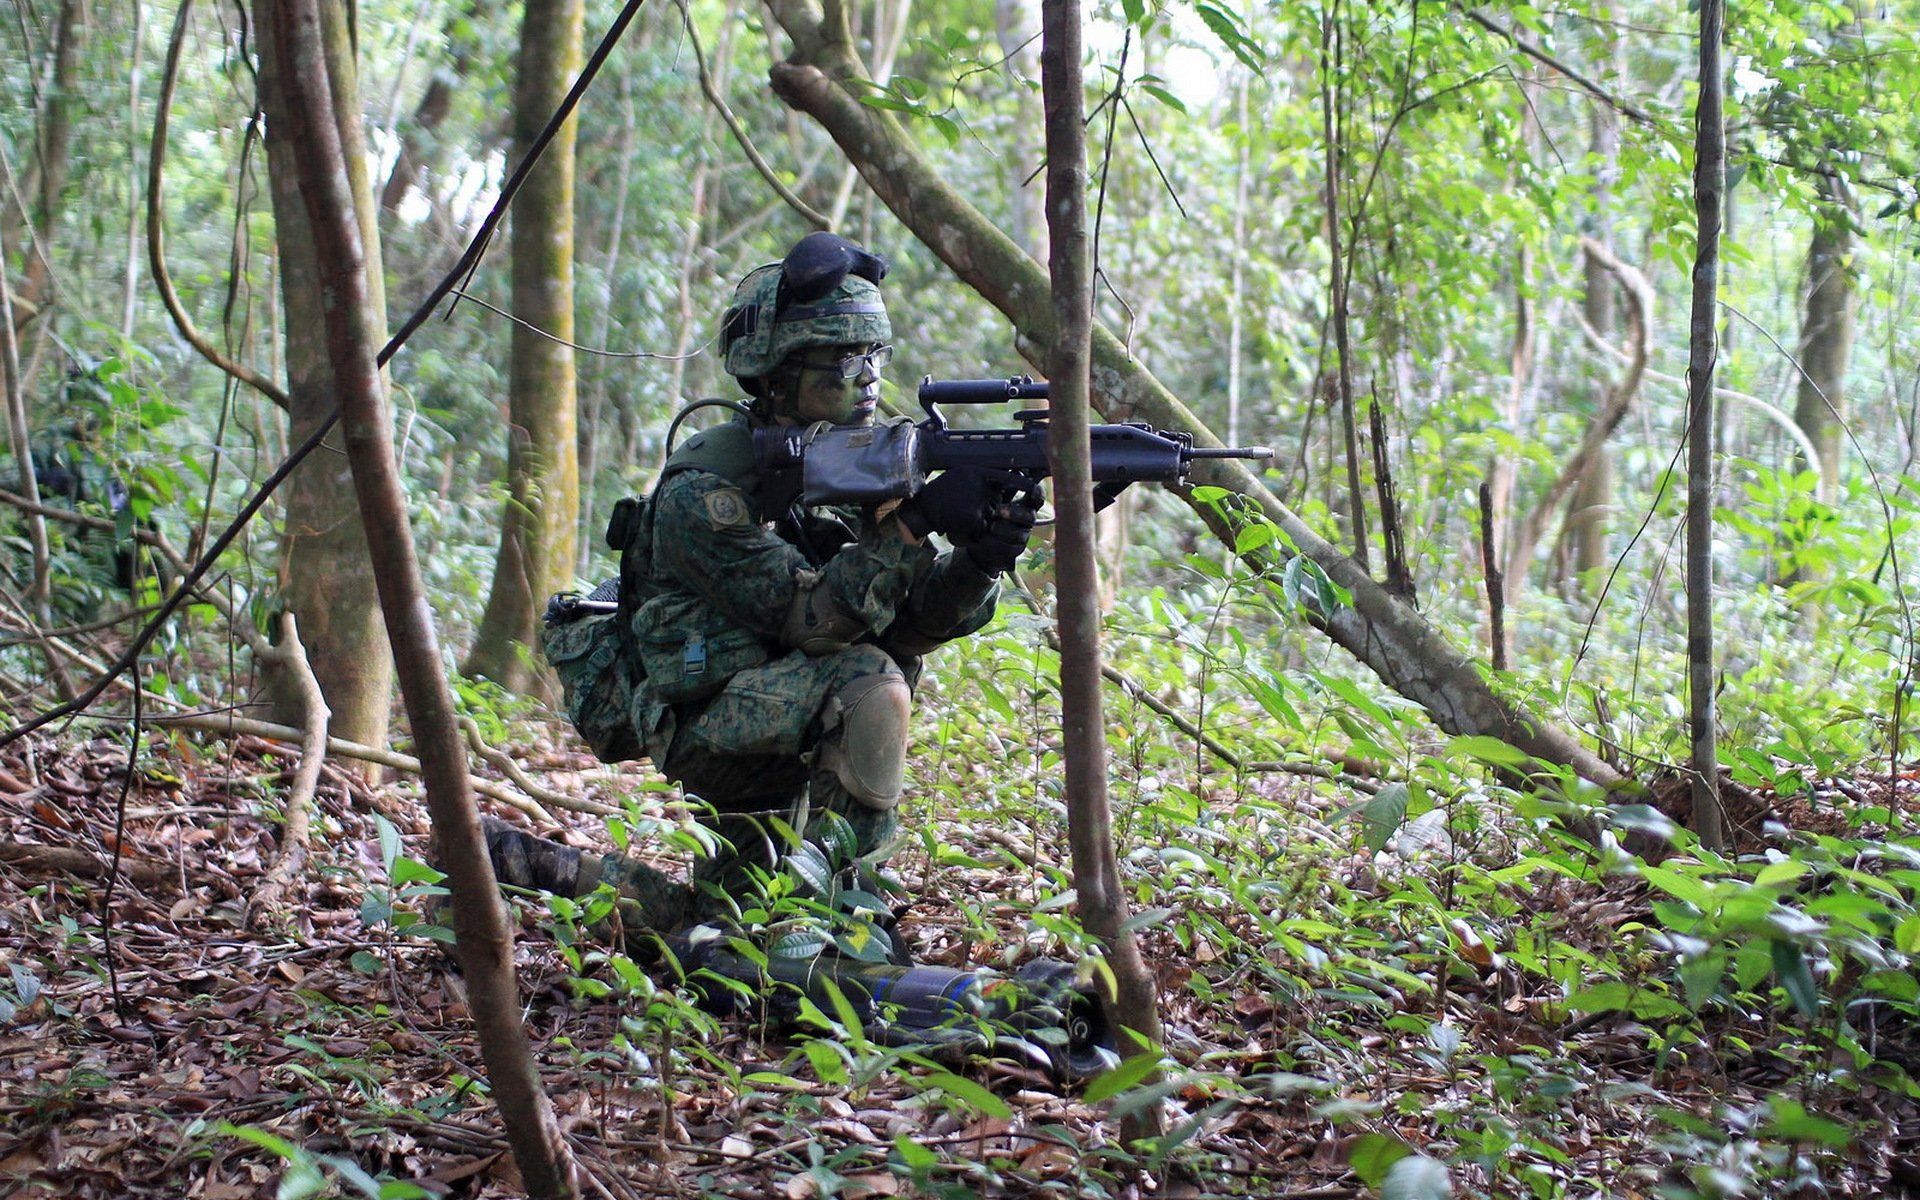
[[803, 344, 894, 380]]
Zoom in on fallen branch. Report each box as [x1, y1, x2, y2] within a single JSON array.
[[459, 715, 592, 819], [246, 612, 329, 927], [0, 842, 175, 886], [145, 710, 605, 820]]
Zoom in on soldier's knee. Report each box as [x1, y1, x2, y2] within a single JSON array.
[[819, 670, 911, 809]]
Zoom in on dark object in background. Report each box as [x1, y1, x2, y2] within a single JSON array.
[[27, 417, 145, 592]]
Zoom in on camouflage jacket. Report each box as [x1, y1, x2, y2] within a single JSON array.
[[624, 416, 1000, 709]]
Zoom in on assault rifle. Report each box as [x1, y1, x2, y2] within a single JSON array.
[[753, 375, 1273, 508], [665, 925, 1118, 1080]]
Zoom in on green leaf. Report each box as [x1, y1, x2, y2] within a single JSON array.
[[1444, 735, 1531, 768], [1138, 83, 1188, 114], [1234, 521, 1275, 554], [812, 809, 858, 865], [814, 977, 870, 1052], [767, 926, 829, 961], [893, 1133, 938, 1170], [349, 950, 384, 975], [1752, 860, 1810, 889], [1733, 938, 1774, 990], [1120, 907, 1173, 935], [390, 856, 444, 887], [785, 843, 835, 896], [832, 925, 894, 964], [375, 814, 401, 875], [920, 1070, 1011, 1118], [1348, 1132, 1414, 1186], [1771, 939, 1821, 1017], [1361, 783, 1410, 853], [1639, 865, 1713, 909], [1383, 1153, 1453, 1199], [1894, 913, 1920, 954], [1761, 1098, 1853, 1148], [1082, 1050, 1163, 1104], [1564, 980, 1687, 1019], [1678, 949, 1727, 1010]]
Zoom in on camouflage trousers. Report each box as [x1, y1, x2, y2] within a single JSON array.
[[493, 642, 909, 937], [647, 643, 904, 911]]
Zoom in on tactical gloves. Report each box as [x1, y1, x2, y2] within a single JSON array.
[[961, 498, 1038, 576], [896, 467, 1000, 540], [894, 467, 1041, 576]]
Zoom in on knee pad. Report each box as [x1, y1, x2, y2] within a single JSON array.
[[819, 671, 911, 809]]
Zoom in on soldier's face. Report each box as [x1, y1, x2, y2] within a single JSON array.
[[788, 343, 884, 426]]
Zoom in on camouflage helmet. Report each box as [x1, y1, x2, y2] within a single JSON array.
[[721, 233, 891, 381]]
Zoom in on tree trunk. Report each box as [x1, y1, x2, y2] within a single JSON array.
[[1565, 63, 1622, 591], [1685, 0, 1727, 850], [378, 0, 478, 221], [0, 224, 51, 618], [1039, 0, 1164, 1136], [255, 0, 396, 758], [1320, 2, 1368, 571], [1507, 239, 1649, 601], [464, 0, 584, 697], [1793, 179, 1854, 506], [379, 71, 455, 216], [995, 0, 1046, 260], [264, 4, 578, 1195], [763, 3, 1624, 790], [9, 0, 82, 321]]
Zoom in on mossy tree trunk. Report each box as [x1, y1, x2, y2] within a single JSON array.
[[255, 0, 395, 758], [1794, 176, 1855, 507], [465, 0, 583, 698]]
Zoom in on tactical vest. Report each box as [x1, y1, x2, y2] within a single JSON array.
[[605, 418, 767, 645]]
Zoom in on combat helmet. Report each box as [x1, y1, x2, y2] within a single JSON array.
[[721, 232, 891, 383]]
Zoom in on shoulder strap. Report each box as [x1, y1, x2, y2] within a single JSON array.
[[661, 418, 757, 487], [605, 415, 761, 654]]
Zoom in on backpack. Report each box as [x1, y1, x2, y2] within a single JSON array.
[[541, 575, 642, 762]]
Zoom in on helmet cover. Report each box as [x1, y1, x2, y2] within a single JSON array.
[[721, 234, 891, 380]]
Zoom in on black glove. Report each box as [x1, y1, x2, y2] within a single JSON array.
[[897, 467, 1016, 540], [961, 490, 1041, 576]]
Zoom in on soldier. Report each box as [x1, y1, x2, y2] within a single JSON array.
[[490, 233, 1040, 960]]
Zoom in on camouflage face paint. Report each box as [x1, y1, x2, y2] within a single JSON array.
[[790, 344, 882, 426]]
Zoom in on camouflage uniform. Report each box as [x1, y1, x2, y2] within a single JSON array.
[[518, 233, 1018, 938], [627, 417, 998, 915]]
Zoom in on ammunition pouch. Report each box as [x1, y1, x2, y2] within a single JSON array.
[[638, 622, 771, 705], [541, 606, 643, 762]]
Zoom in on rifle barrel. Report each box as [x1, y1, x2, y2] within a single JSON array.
[[1188, 445, 1274, 460]]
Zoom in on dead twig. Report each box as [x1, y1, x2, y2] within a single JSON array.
[[0, 841, 175, 886], [245, 612, 329, 927], [146, 710, 604, 819]]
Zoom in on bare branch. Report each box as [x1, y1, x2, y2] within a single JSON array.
[[676, 0, 830, 230], [151, 0, 290, 410]]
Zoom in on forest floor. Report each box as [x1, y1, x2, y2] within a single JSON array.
[[0, 729, 1917, 1199]]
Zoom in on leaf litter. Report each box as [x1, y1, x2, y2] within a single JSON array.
[[0, 731, 1916, 1197]]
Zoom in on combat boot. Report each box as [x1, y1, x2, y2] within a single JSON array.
[[481, 816, 696, 937]]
